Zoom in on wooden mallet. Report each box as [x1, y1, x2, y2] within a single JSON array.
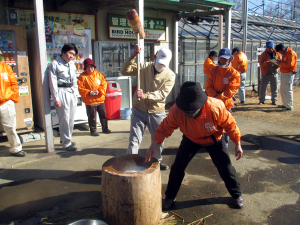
[[126, 9, 145, 101]]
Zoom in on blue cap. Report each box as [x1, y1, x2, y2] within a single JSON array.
[[266, 41, 273, 48], [218, 48, 232, 59]]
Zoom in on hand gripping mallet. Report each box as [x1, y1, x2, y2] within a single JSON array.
[[126, 9, 145, 101]]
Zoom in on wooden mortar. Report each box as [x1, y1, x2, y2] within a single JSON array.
[[102, 154, 161, 225]]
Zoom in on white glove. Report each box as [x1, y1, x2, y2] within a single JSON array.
[[90, 91, 97, 95]]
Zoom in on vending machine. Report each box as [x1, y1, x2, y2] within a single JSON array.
[[27, 21, 92, 129], [0, 25, 34, 136]]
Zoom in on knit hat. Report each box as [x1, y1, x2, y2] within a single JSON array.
[[83, 58, 96, 70]]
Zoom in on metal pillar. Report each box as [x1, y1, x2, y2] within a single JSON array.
[[224, 7, 232, 49], [33, 0, 54, 152], [242, 0, 248, 53], [218, 14, 223, 52], [173, 14, 179, 99]]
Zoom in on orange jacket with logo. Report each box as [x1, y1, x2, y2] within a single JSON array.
[[280, 47, 297, 73], [77, 70, 107, 105], [0, 62, 19, 105], [232, 52, 248, 73], [259, 49, 282, 75], [153, 97, 241, 145], [203, 57, 216, 74], [206, 66, 240, 109]]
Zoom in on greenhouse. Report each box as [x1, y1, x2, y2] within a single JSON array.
[[178, 10, 300, 88]]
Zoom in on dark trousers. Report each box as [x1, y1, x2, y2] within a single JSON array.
[[86, 103, 108, 133], [165, 135, 243, 200]]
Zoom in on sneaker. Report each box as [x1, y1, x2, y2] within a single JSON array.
[[278, 105, 286, 108], [102, 129, 111, 134], [272, 102, 277, 106], [60, 141, 76, 146], [160, 163, 169, 170], [91, 131, 99, 136], [11, 150, 27, 157], [240, 101, 245, 104], [162, 197, 175, 210], [233, 196, 244, 209], [63, 145, 77, 151], [258, 102, 264, 105]]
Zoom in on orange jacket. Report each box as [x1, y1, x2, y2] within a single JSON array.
[[232, 52, 248, 73], [153, 97, 241, 145], [259, 49, 282, 75], [0, 62, 19, 105], [77, 70, 107, 105], [280, 47, 297, 73], [206, 66, 240, 109], [203, 57, 216, 74]]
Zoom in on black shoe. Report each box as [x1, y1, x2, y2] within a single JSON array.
[[282, 107, 292, 111], [11, 150, 27, 157], [160, 163, 169, 170], [63, 145, 77, 151], [162, 197, 175, 210], [91, 131, 99, 136], [278, 105, 286, 108], [258, 102, 264, 105], [102, 129, 111, 134], [240, 101, 245, 104], [234, 196, 244, 209], [272, 102, 277, 106]]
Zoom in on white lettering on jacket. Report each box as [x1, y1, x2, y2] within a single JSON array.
[[223, 78, 229, 84], [1, 72, 8, 79], [205, 122, 215, 132]]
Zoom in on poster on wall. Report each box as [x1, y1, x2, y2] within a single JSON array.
[[17, 9, 96, 40], [108, 14, 166, 41]]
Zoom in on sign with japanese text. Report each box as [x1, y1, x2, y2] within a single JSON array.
[[17, 9, 96, 39], [108, 14, 166, 41]]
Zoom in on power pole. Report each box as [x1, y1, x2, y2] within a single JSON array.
[[262, 0, 264, 16], [242, 0, 248, 54], [293, 0, 296, 20]]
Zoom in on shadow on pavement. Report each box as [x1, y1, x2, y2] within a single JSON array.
[[0, 191, 103, 225]]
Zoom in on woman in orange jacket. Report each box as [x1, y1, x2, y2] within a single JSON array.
[[77, 58, 111, 136]]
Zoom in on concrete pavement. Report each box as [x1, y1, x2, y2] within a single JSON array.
[[0, 116, 300, 224]]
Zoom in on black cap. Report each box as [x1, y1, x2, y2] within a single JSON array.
[[176, 81, 208, 111]]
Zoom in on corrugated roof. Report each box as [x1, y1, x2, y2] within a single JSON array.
[[179, 10, 300, 42]]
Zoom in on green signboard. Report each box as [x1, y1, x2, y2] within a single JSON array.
[[108, 14, 166, 41]]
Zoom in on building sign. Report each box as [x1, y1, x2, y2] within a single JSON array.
[[17, 9, 96, 39], [108, 14, 166, 41]]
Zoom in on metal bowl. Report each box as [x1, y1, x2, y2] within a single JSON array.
[[68, 219, 108, 225]]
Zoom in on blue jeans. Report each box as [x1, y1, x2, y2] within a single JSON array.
[[224, 108, 232, 147]]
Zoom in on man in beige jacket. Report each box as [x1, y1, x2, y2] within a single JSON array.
[[120, 44, 175, 170]]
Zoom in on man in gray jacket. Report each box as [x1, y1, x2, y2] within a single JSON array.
[[48, 43, 78, 151], [120, 44, 175, 170]]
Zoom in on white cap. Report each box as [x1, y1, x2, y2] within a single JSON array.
[[156, 48, 172, 66]]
